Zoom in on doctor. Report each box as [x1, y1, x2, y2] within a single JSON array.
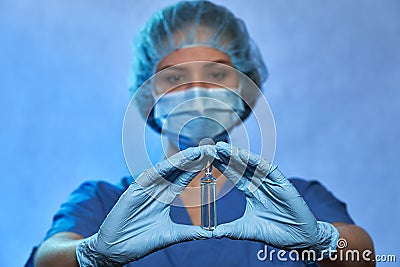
[[32, 1, 374, 266]]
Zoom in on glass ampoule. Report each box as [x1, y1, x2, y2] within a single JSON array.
[[200, 161, 217, 230]]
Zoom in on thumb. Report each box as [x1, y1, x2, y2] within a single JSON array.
[[212, 220, 244, 239], [173, 224, 213, 242]]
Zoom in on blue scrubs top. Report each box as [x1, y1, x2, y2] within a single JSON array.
[[25, 176, 354, 266]]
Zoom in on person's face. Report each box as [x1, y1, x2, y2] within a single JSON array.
[[153, 46, 240, 96]]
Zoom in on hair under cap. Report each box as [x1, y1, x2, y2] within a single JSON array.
[[130, 0, 268, 131]]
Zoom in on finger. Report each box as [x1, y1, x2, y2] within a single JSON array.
[[238, 148, 269, 171], [199, 144, 217, 160], [197, 144, 216, 154], [136, 146, 216, 205], [213, 159, 250, 193], [167, 171, 199, 197], [216, 142, 257, 176], [161, 146, 202, 178], [173, 224, 213, 242], [215, 141, 233, 164], [214, 142, 257, 192], [236, 149, 275, 192], [216, 142, 281, 192], [264, 165, 288, 184], [215, 142, 249, 175], [216, 142, 271, 174], [211, 142, 230, 174], [212, 220, 245, 240], [172, 145, 216, 188], [139, 146, 202, 188]]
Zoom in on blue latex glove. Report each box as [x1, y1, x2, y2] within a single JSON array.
[[213, 142, 339, 257], [76, 146, 214, 266]]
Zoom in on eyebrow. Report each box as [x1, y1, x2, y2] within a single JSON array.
[[157, 60, 233, 72], [157, 65, 187, 72], [204, 60, 232, 67]]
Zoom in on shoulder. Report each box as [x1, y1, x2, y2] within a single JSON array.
[[63, 176, 135, 214], [288, 177, 354, 224], [288, 177, 339, 202], [45, 176, 135, 239], [289, 177, 326, 194], [71, 176, 134, 200]]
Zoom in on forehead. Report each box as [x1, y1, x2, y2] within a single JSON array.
[[156, 46, 232, 71]]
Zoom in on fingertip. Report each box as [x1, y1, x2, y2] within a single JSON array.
[[173, 171, 199, 189], [200, 144, 217, 159], [201, 229, 214, 239], [181, 146, 201, 161], [238, 148, 258, 166], [215, 141, 230, 150], [212, 229, 222, 239], [190, 225, 213, 239], [215, 142, 232, 157], [212, 226, 228, 239], [267, 165, 287, 182]]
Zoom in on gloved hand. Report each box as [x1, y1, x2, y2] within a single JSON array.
[[76, 146, 214, 267], [212, 142, 339, 257]]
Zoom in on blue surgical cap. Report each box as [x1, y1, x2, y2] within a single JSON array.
[[129, 0, 268, 131]]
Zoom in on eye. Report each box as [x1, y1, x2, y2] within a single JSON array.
[[208, 71, 227, 80], [166, 74, 185, 84]]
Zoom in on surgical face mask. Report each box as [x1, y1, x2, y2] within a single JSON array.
[[153, 87, 245, 150]]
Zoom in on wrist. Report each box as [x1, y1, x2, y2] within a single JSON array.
[[75, 234, 123, 267], [314, 221, 340, 256], [303, 221, 339, 264]]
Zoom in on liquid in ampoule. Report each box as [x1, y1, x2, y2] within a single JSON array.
[[200, 161, 217, 230]]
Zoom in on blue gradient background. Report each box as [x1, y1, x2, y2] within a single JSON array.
[[1, 1, 399, 266]]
